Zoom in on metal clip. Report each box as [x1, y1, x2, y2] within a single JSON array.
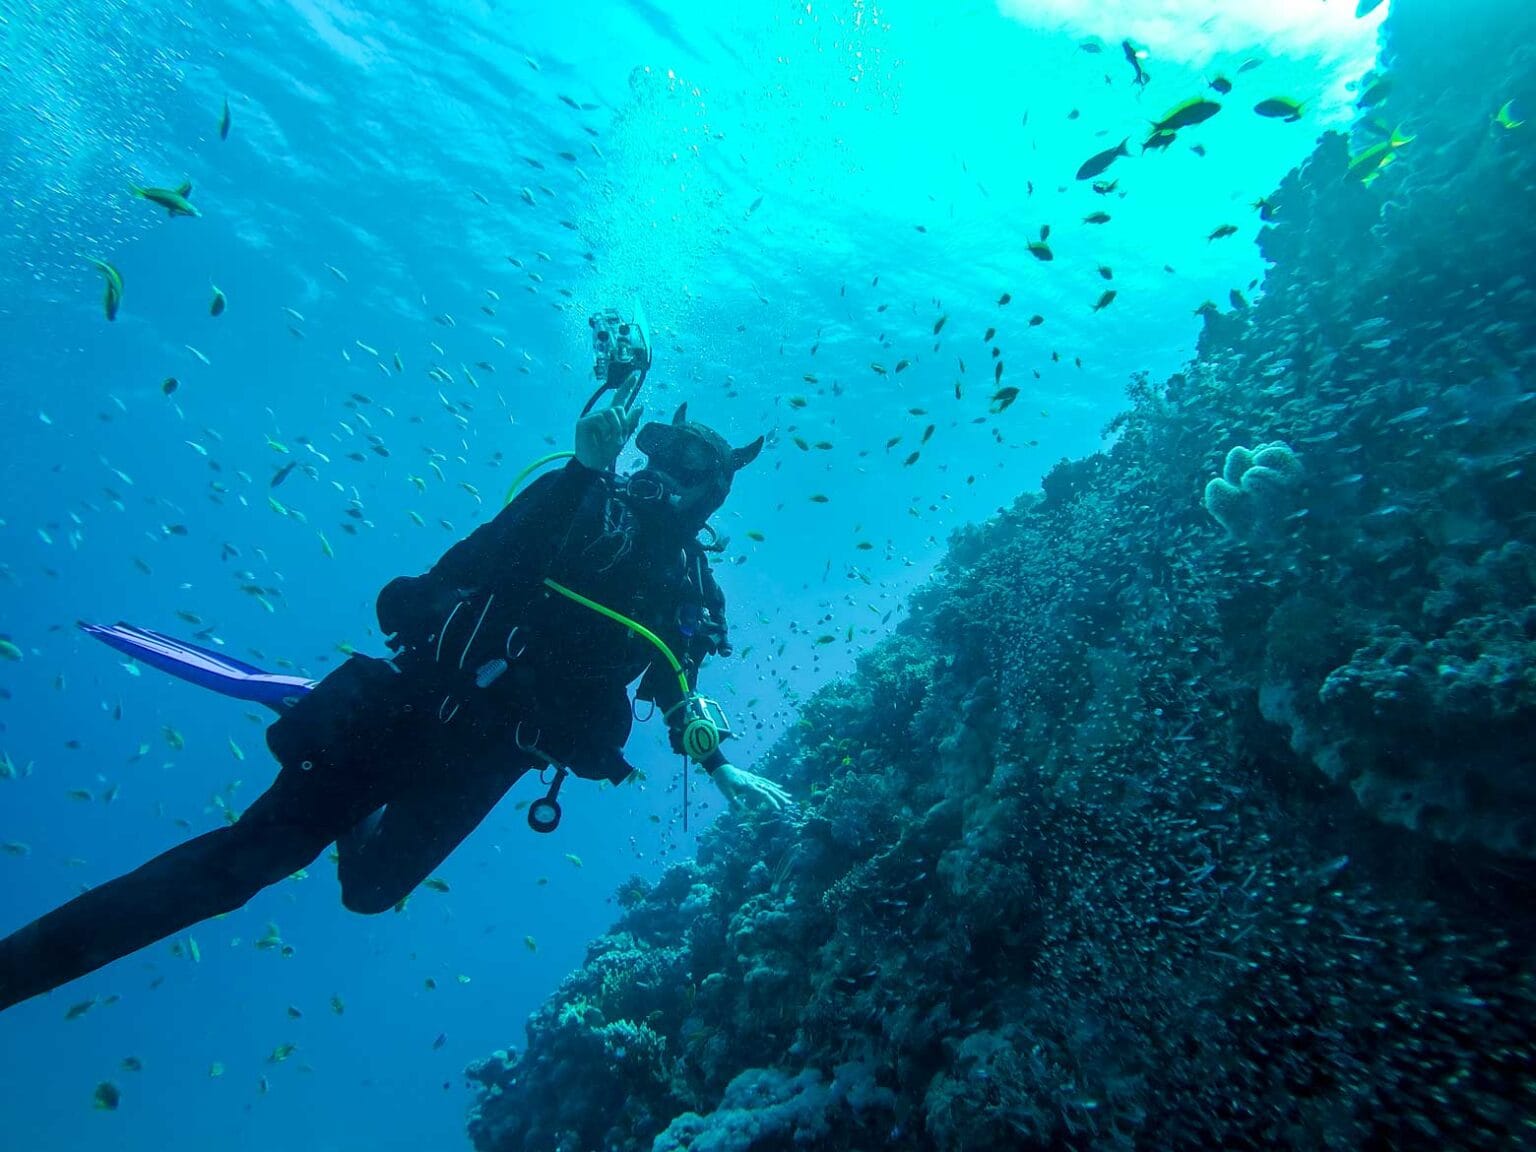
[[514, 721, 545, 757], [515, 720, 567, 833]]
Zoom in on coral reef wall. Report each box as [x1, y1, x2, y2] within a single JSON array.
[[467, 2, 1536, 1148]]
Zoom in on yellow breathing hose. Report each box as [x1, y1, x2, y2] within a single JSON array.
[[504, 451, 575, 505], [542, 578, 690, 701]]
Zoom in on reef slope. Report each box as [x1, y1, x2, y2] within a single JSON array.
[[468, 2, 1536, 1148]]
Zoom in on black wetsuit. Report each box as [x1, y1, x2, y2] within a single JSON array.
[[0, 460, 731, 1011]]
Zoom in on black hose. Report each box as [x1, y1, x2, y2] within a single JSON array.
[[579, 380, 611, 417]]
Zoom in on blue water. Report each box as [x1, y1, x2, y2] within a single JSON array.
[[0, 1, 1383, 1148]]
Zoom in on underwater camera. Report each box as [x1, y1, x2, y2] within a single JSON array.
[[589, 303, 652, 384]]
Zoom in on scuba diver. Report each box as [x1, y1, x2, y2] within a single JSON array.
[[0, 306, 789, 1012]]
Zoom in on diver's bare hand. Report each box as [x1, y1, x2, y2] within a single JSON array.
[[574, 371, 644, 470], [712, 763, 791, 811]]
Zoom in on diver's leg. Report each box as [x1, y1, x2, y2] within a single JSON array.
[[0, 652, 416, 1010], [0, 771, 349, 1011], [337, 755, 532, 914], [0, 751, 400, 1011]]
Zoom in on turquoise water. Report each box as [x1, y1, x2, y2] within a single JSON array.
[[0, 2, 1386, 1148]]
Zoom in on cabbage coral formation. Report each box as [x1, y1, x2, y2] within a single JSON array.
[[1202, 441, 1303, 536]]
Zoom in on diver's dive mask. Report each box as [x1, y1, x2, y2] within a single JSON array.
[[629, 404, 764, 527]]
